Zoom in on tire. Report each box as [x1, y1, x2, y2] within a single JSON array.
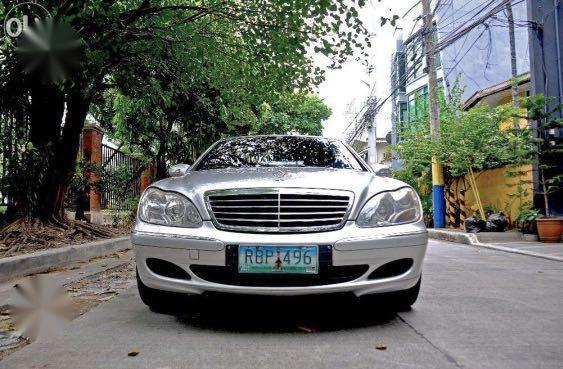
[[136, 269, 186, 313], [387, 276, 421, 311], [362, 276, 421, 312]]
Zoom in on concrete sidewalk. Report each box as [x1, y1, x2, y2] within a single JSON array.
[[428, 229, 563, 262], [0, 237, 131, 282]]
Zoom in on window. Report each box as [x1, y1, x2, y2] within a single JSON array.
[[405, 36, 424, 84], [399, 102, 408, 122], [392, 52, 406, 94], [407, 85, 429, 122], [196, 136, 366, 171], [405, 25, 441, 83]]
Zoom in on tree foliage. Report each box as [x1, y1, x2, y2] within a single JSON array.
[[392, 86, 529, 221], [394, 87, 518, 178], [0, 0, 369, 220], [518, 95, 563, 216], [250, 94, 331, 136], [393, 85, 563, 218]]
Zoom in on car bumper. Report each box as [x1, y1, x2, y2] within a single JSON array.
[[132, 220, 428, 297]]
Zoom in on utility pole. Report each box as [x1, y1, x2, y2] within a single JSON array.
[[364, 96, 379, 165], [506, 0, 520, 129], [368, 117, 377, 165], [421, 0, 446, 228]]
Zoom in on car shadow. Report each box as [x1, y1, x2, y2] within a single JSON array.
[[169, 293, 399, 333]]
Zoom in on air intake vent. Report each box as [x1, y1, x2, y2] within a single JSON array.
[[206, 189, 352, 233], [368, 258, 413, 280], [146, 258, 191, 280]]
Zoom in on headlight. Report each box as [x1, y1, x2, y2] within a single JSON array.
[[357, 187, 421, 227], [138, 187, 202, 228]]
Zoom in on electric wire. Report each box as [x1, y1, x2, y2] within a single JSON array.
[[345, 0, 524, 143]]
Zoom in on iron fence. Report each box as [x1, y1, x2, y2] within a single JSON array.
[[101, 144, 142, 210]]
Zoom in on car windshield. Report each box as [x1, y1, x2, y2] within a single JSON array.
[[195, 136, 365, 171]]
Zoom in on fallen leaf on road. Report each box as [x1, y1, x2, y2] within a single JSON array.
[[0, 321, 14, 331], [128, 349, 139, 357], [297, 326, 318, 333], [113, 251, 127, 258], [375, 343, 387, 350]]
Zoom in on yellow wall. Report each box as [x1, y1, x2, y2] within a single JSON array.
[[451, 91, 533, 224], [452, 165, 534, 223], [498, 93, 529, 131]]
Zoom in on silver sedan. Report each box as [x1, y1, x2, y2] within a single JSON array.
[[132, 135, 427, 311]]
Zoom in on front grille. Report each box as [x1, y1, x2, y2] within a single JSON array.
[[190, 245, 369, 287], [206, 189, 352, 233]]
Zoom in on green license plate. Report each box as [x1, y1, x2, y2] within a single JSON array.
[[238, 245, 319, 274]]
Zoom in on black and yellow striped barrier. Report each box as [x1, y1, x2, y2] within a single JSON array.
[[446, 187, 457, 228], [459, 189, 467, 230]]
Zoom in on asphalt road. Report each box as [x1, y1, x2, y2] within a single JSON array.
[[1, 240, 562, 369]]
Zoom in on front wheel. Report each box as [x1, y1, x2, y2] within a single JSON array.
[[136, 269, 187, 313], [387, 276, 421, 311], [362, 276, 421, 312]]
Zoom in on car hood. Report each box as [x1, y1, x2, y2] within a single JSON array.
[[150, 167, 410, 219]]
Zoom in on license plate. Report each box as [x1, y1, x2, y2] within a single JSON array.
[[238, 245, 319, 274]]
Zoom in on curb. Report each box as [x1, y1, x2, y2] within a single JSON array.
[[0, 237, 131, 282], [428, 229, 563, 262]]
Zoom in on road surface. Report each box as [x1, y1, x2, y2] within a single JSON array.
[[1, 240, 562, 369]]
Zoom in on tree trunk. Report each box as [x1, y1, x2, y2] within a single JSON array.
[[155, 117, 176, 180], [7, 84, 65, 220], [40, 89, 92, 221], [54, 90, 91, 220], [29, 85, 65, 147], [155, 154, 168, 180], [74, 191, 88, 221]]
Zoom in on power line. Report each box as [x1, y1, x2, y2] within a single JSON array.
[[345, 0, 520, 143], [436, 0, 499, 33], [444, 26, 489, 80], [343, 2, 426, 140], [403, 0, 422, 18], [434, 0, 517, 52]]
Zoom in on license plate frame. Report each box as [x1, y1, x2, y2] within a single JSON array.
[[238, 245, 319, 275]]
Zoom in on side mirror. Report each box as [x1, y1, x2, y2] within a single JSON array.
[[371, 164, 393, 178], [168, 164, 190, 177]]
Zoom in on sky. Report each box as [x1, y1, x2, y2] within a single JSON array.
[[318, 0, 417, 140]]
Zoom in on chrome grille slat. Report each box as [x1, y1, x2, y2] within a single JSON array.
[[279, 218, 343, 222], [214, 211, 345, 216], [217, 218, 284, 223], [211, 199, 278, 203], [211, 205, 279, 209], [214, 212, 279, 215], [206, 189, 352, 233], [212, 205, 347, 209], [278, 199, 349, 203]]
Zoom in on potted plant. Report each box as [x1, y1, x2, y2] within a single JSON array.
[[522, 95, 563, 243], [535, 167, 563, 242], [515, 203, 540, 241]]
